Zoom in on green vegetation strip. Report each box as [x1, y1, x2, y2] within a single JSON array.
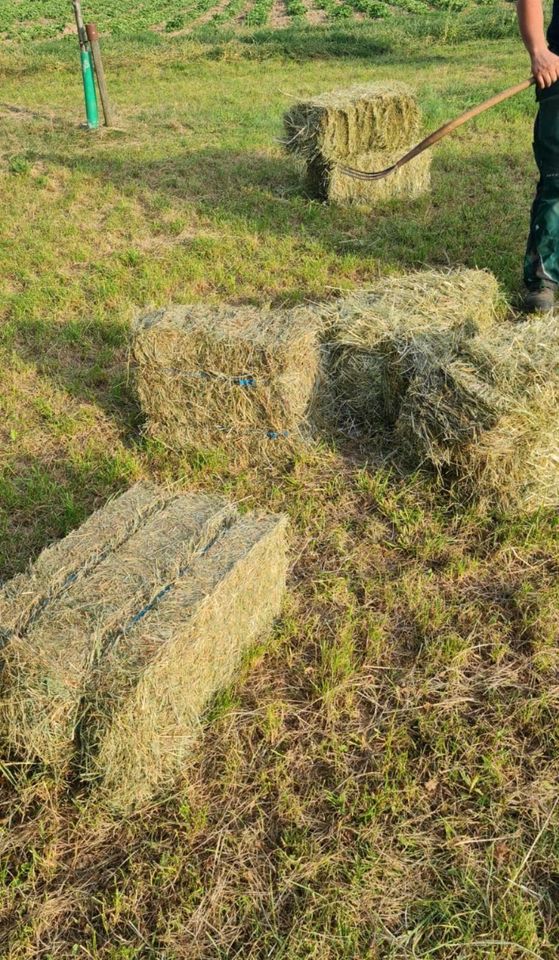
[[245, 0, 275, 26]]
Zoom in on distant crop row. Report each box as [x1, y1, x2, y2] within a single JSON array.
[[0, 0, 504, 40]]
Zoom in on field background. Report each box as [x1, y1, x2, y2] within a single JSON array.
[[1, 3, 559, 959], [0, 0, 518, 40]]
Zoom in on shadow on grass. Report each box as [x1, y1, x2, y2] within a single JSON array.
[[5, 311, 142, 446], [23, 140, 533, 287], [0, 451, 140, 582], [192, 22, 394, 60]]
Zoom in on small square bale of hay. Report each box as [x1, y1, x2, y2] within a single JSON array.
[[283, 82, 430, 205], [1, 490, 237, 771], [395, 314, 559, 511], [132, 304, 322, 465], [81, 512, 288, 813], [324, 269, 501, 434], [0, 482, 166, 642]]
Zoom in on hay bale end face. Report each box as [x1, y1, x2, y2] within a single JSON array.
[[283, 82, 430, 205], [324, 269, 502, 434], [395, 314, 559, 511], [132, 304, 322, 465], [0, 486, 287, 799]]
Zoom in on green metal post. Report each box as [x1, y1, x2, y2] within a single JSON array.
[[80, 48, 99, 130], [72, 0, 99, 131], [86, 23, 114, 127]]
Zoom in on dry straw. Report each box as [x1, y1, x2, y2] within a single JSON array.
[[284, 82, 420, 160], [305, 150, 431, 205], [283, 82, 430, 205], [395, 313, 559, 511], [0, 482, 166, 642], [1, 493, 237, 772], [324, 269, 502, 434], [82, 513, 288, 813], [132, 304, 323, 466]]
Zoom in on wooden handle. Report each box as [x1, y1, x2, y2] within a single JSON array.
[[394, 77, 535, 171]]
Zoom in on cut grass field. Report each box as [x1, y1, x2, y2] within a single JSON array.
[[1, 9, 559, 959]]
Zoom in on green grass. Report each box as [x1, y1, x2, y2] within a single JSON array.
[[1, 9, 559, 960], [0, 0, 517, 38]]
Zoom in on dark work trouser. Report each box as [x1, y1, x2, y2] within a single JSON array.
[[524, 79, 559, 289]]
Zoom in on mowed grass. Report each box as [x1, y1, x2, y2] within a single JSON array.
[[1, 15, 559, 960]]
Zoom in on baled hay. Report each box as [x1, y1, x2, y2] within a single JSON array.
[[82, 513, 288, 813], [1, 494, 236, 771], [305, 149, 430, 205], [283, 82, 420, 161], [306, 149, 430, 206], [132, 304, 323, 464], [0, 482, 167, 642], [325, 269, 501, 432], [283, 83, 428, 206], [395, 314, 559, 511]]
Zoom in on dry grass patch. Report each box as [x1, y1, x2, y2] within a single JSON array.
[[1, 455, 557, 959]]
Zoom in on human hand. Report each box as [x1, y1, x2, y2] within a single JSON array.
[[530, 47, 559, 88]]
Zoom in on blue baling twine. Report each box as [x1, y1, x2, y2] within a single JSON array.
[[128, 581, 173, 628], [233, 376, 256, 388], [159, 368, 257, 388], [119, 526, 228, 637], [214, 424, 290, 440]]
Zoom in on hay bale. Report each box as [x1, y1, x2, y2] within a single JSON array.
[[0, 482, 166, 642], [1, 492, 237, 770], [395, 314, 559, 511], [283, 82, 430, 205], [132, 304, 322, 465], [82, 513, 288, 812], [284, 82, 420, 160], [325, 269, 502, 433], [305, 150, 431, 206]]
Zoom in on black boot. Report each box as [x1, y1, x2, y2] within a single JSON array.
[[522, 283, 556, 315]]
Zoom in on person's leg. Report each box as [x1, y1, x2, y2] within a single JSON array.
[[523, 81, 559, 308]]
